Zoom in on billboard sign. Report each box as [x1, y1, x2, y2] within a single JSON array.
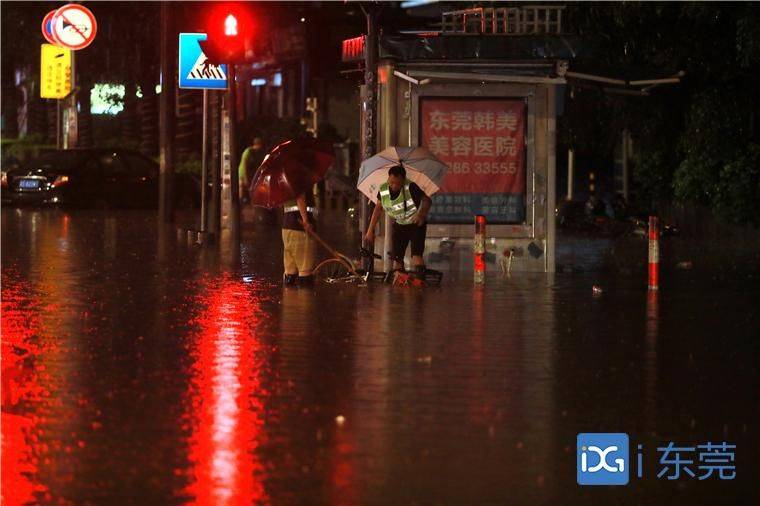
[[421, 98, 526, 223]]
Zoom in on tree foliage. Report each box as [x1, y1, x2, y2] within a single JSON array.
[[566, 2, 760, 226], [713, 144, 760, 227]]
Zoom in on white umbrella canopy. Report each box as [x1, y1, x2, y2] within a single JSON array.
[[357, 146, 448, 203]]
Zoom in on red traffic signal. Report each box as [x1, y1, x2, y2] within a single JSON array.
[[224, 14, 238, 36], [200, 5, 254, 64]]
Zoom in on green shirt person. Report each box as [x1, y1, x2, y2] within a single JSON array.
[[238, 137, 265, 202]]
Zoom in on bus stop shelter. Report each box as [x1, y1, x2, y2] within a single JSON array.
[[358, 6, 581, 272]]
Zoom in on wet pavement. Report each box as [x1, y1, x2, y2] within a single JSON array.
[[2, 207, 759, 505]]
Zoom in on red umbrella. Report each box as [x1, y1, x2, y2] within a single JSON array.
[[249, 137, 335, 209]]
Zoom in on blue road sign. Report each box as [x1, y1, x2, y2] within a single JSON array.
[[178, 33, 227, 90]]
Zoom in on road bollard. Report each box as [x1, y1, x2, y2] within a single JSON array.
[[474, 215, 486, 284], [648, 216, 659, 290]]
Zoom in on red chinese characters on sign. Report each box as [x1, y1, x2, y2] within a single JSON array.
[[421, 99, 526, 195]]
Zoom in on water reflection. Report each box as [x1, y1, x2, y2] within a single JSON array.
[[2, 209, 758, 504], [278, 285, 361, 504], [1, 272, 47, 505], [645, 290, 659, 427], [183, 274, 269, 504], [2, 208, 84, 505]]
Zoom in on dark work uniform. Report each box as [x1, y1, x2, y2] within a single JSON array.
[[377, 182, 427, 261], [282, 194, 317, 232]]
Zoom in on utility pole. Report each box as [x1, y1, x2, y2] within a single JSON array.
[[159, 2, 175, 223], [360, 6, 378, 270]]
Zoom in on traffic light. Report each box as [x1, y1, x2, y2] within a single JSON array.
[[200, 5, 254, 65]]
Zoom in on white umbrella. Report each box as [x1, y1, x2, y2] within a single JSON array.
[[357, 146, 447, 203]]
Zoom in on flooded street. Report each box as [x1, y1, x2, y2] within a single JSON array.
[[2, 208, 758, 505]]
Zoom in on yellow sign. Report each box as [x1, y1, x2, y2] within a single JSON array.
[[40, 44, 72, 99]]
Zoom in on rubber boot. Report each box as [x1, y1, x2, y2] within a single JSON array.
[[283, 273, 298, 286], [298, 274, 315, 287], [298, 274, 314, 286]]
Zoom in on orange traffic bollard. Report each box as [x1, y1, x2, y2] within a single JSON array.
[[474, 215, 486, 284]]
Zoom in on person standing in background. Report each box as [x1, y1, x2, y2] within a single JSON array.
[[238, 136, 265, 204]]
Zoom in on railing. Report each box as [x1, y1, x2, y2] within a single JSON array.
[[441, 6, 565, 35]]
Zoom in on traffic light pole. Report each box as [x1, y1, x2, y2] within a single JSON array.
[[196, 6, 249, 244], [220, 63, 241, 242]]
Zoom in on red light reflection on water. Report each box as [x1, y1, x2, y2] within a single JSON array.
[[183, 276, 268, 505], [1, 275, 48, 505], [328, 424, 359, 506]]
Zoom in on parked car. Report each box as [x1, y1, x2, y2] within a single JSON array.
[[1, 148, 199, 209]]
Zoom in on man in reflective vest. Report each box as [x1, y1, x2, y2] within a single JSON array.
[[282, 191, 317, 286], [364, 165, 432, 277]]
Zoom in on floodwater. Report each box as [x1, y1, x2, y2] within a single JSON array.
[[2, 208, 758, 505]]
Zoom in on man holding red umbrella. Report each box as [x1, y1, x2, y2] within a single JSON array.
[[248, 137, 334, 286], [281, 192, 317, 286]]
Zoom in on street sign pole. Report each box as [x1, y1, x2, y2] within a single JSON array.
[[210, 92, 221, 239], [43, 3, 96, 150], [56, 100, 62, 149], [67, 50, 77, 148], [177, 32, 229, 241], [201, 89, 209, 233]]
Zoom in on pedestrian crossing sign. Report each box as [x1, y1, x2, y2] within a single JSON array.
[[178, 33, 227, 90]]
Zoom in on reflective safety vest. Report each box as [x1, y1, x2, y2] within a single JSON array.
[[379, 182, 417, 225], [283, 198, 317, 215]]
